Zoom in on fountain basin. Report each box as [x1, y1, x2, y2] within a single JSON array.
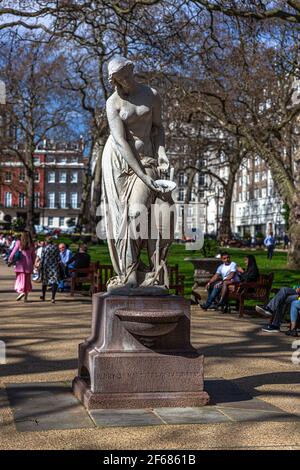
[[116, 309, 184, 338]]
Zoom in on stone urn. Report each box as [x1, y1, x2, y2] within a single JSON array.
[[185, 258, 222, 304]]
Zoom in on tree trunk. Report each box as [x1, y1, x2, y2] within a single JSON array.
[[182, 169, 197, 239], [218, 167, 238, 241], [87, 138, 105, 237], [288, 194, 300, 268], [288, 148, 300, 268], [76, 165, 92, 233], [26, 167, 35, 235]]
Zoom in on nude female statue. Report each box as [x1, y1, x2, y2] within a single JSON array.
[[102, 56, 174, 293]]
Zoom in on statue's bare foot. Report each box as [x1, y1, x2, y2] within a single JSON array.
[[125, 271, 138, 288]]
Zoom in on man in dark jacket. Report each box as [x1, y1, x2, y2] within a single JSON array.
[[67, 244, 91, 276]]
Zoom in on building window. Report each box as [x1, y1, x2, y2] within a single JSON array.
[[48, 171, 55, 183], [48, 193, 55, 208], [33, 156, 40, 166], [59, 171, 67, 183], [254, 172, 260, 183], [60, 157, 67, 164], [48, 217, 54, 226], [59, 192, 66, 209], [198, 174, 205, 186], [34, 193, 40, 208], [70, 192, 78, 208], [262, 188, 267, 198], [4, 192, 12, 207], [59, 217, 65, 227], [178, 188, 184, 201], [47, 155, 55, 163], [179, 173, 185, 186], [5, 172, 12, 182], [19, 171, 25, 182], [70, 171, 78, 183], [19, 193, 25, 208], [71, 157, 78, 163], [34, 171, 40, 182]]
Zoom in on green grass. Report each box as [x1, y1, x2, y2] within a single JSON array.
[[58, 237, 299, 298]]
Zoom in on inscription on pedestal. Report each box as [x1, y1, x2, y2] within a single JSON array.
[[92, 355, 204, 394]]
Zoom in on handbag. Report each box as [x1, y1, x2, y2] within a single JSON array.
[[7, 248, 22, 267], [12, 249, 22, 263]]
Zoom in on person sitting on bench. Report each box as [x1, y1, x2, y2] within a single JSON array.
[[285, 298, 300, 337], [200, 252, 240, 310], [256, 285, 300, 333], [67, 244, 91, 277], [218, 254, 260, 312]]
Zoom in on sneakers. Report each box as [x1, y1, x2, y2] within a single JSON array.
[[200, 303, 217, 311], [261, 324, 280, 333], [256, 305, 273, 317], [285, 329, 298, 337], [16, 293, 25, 301]]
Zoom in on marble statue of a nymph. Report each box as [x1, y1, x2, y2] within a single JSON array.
[[102, 56, 175, 294]]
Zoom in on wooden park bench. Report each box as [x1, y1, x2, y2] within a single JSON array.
[[69, 261, 99, 296], [227, 273, 274, 318], [168, 263, 185, 296], [92, 263, 185, 296], [93, 263, 115, 293]]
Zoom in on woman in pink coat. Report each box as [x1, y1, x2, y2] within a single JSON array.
[[8, 231, 35, 302]]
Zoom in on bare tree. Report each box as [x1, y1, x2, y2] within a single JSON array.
[[0, 33, 78, 233], [162, 13, 300, 265], [193, 1, 300, 24]]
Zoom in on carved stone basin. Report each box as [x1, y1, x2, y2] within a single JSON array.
[[116, 309, 184, 338]]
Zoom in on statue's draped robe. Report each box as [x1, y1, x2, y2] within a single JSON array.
[[102, 135, 173, 289]]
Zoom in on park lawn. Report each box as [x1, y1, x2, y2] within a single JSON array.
[[61, 239, 299, 298]]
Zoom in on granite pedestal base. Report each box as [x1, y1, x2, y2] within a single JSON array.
[[72, 293, 210, 409]]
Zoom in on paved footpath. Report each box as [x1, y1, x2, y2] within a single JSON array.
[[0, 261, 299, 450]]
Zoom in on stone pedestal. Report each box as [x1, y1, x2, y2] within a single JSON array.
[[73, 293, 210, 409]]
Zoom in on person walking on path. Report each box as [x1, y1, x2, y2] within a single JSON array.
[[8, 231, 35, 302], [264, 232, 276, 260], [40, 237, 61, 303]]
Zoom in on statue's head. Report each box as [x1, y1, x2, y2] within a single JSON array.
[[108, 56, 134, 94]]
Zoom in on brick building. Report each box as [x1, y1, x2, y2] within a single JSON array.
[[0, 139, 86, 228]]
